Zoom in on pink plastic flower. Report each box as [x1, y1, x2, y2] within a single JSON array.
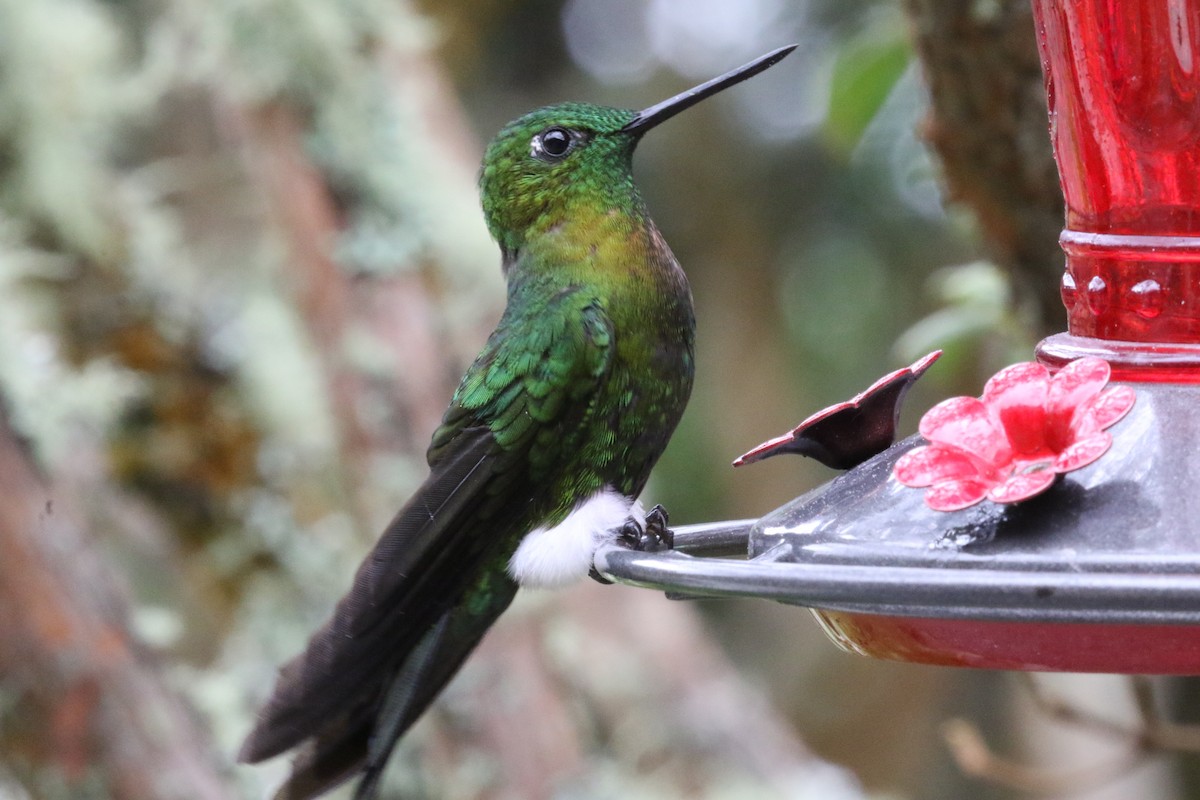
[[893, 357, 1136, 511]]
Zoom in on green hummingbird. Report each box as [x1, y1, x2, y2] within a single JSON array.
[[239, 45, 794, 800]]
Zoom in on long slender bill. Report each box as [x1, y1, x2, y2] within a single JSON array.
[[620, 44, 797, 136]]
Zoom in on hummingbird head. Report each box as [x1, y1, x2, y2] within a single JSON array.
[[479, 103, 639, 257], [479, 45, 796, 258]]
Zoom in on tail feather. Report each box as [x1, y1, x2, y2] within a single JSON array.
[[351, 613, 453, 800], [239, 427, 501, 765], [270, 579, 518, 800], [271, 720, 372, 800]]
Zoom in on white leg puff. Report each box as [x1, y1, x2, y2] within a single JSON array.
[[508, 488, 643, 589]]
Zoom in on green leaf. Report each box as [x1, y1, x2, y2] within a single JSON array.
[[824, 29, 911, 153]]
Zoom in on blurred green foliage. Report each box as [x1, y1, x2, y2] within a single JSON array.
[[824, 14, 911, 154], [896, 261, 1038, 380]]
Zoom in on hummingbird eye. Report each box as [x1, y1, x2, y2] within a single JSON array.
[[531, 127, 575, 162]]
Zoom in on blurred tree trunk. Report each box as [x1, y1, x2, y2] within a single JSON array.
[[903, 0, 1066, 332], [0, 405, 234, 800]]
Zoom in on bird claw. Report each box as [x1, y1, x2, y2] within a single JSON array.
[[591, 505, 674, 584], [588, 566, 613, 585], [619, 504, 674, 552]]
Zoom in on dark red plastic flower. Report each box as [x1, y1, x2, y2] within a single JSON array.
[[893, 357, 1136, 511], [735, 350, 941, 470]]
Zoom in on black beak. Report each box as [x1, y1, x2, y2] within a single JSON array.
[[620, 45, 797, 136]]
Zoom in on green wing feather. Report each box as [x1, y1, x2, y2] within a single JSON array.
[[239, 286, 616, 798]]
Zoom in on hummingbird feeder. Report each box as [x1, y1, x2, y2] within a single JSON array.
[[595, 0, 1200, 673]]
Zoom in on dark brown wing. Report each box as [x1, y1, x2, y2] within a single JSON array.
[[238, 425, 506, 763]]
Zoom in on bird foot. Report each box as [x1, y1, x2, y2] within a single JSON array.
[[589, 505, 674, 584], [619, 504, 674, 552]]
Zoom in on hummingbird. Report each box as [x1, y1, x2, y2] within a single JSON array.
[[239, 45, 795, 800]]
